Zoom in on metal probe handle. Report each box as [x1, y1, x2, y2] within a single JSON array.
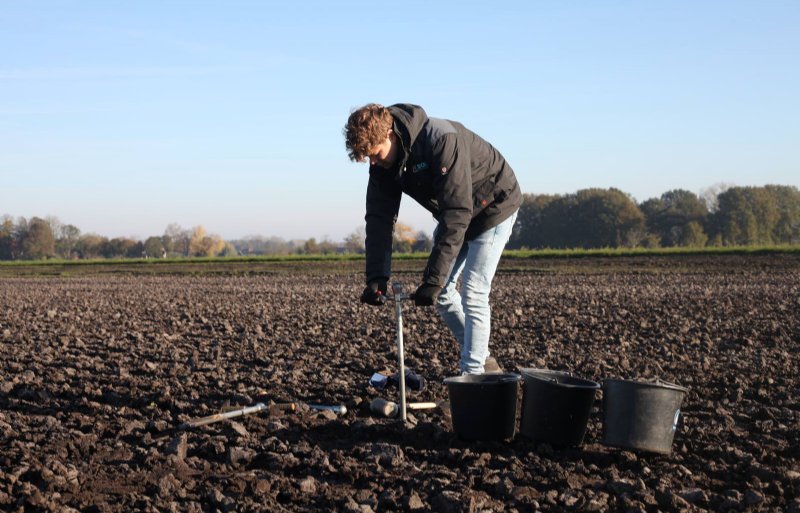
[[181, 402, 267, 429], [392, 282, 408, 423], [384, 292, 412, 302]]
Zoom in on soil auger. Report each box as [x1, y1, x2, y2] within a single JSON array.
[[385, 282, 411, 423]]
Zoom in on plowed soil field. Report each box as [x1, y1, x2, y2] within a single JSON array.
[[1, 255, 798, 512]]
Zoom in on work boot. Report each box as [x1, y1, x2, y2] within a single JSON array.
[[483, 357, 503, 374]]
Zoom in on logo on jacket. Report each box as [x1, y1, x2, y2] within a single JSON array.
[[411, 162, 429, 173]]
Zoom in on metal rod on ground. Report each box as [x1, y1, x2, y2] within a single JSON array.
[[180, 402, 297, 430], [392, 282, 408, 423], [180, 402, 268, 429]]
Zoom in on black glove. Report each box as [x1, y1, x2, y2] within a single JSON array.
[[360, 279, 388, 306], [413, 283, 442, 306]]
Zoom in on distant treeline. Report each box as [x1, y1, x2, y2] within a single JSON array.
[[0, 221, 239, 261], [2, 184, 798, 260], [509, 184, 800, 249], [0, 218, 432, 261]]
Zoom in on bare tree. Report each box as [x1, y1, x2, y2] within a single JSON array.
[[700, 182, 734, 214], [317, 237, 339, 255], [344, 225, 366, 253], [164, 223, 191, 256], [56, 224, 81, 259]]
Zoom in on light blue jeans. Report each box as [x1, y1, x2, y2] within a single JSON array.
[[436, 211, 518, 374]]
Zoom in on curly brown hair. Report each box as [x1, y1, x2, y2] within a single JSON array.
[[343, 103, 394, 162]]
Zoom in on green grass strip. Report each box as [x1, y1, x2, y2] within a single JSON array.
[[503, 245, 800, 259], [1, 245, 798, 267]]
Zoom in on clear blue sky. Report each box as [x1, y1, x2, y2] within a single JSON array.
[[2, 1, 798, 241]]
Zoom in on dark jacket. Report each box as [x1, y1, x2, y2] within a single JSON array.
[[365, 104, 522, 286]]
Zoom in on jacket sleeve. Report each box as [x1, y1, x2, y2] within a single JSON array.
[[423, 133, 472, 286], [364, 169, 402, 284]]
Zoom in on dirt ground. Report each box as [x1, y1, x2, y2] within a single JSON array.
[[0, 255, 798, 512]]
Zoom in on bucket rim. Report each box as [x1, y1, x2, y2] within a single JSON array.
[[518, 367, 600, 389], [443, 372, 521, 385], [603, 377, 689, 393]]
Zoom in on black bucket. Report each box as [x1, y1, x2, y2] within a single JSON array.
[[602, 378, 689, 454], [519, 368, 600, 447], [443, 373, 521, 441]]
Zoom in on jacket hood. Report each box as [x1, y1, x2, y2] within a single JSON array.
[[388, 104, 428, 157]]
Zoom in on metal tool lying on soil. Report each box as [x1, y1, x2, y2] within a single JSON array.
[[179, 401, 346, 430]]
